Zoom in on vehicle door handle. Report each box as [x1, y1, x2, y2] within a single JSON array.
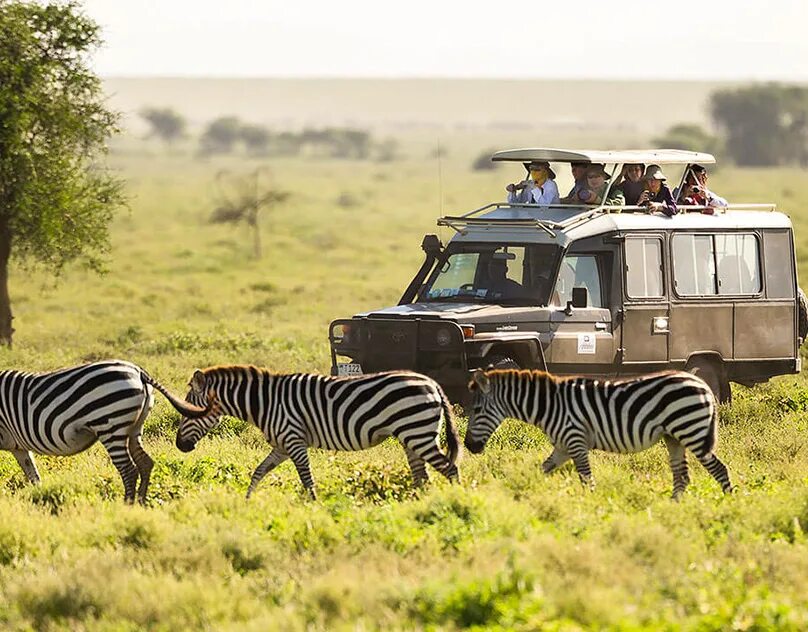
[[594, 322, 608, 330]]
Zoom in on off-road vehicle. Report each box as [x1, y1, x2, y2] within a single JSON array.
[[329, 148, 805, 404]]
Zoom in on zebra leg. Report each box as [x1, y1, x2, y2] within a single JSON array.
[[663, 435, 690, 500], [408, 439, 459, 483], [11, 449, 41, 484], [567, 439, 594, 489], [285, 441, 317, 500], [246, 448, 289, 499], [128, 434, 154, 505], [98, 432, 139, 504], [403, 446, 429, 487], [541, 446, 570, 475], [129, 394, 154, 504], [696, 452, 733, 494]]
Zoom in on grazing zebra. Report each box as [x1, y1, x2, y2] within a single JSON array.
[[0, 360, 214, 503], [464, 369, 732, 498], [175, 366, 460, 499]]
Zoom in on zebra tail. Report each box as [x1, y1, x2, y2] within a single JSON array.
[[438, 386, 461, 464], [140, 370, 217, 419]]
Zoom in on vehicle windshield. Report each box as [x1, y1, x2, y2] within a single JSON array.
[[419, 243, 560, 305]]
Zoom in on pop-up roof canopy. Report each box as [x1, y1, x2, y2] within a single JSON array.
[[491, 148, 716, 165]]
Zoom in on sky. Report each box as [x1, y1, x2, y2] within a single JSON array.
[[83, 0, 808, 81]]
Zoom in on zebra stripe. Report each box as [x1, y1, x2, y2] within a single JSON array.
[[465, 369, 732, 498], [0, 360, 213, 503], [176, 366, 460, 498]]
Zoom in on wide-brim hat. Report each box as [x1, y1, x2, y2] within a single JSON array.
[[526, 161, 556, 179], [643, 164, 667, 181], [585, 163, 611, 180]]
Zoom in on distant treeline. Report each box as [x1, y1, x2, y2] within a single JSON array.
[[654, 83, 808, 167], [139, 108, 398, 161]]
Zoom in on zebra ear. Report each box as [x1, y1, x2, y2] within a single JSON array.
[[470, 369, 491, 394], [190, 370, 206, 394]]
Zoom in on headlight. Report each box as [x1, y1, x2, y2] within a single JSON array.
[[333, 323, 352, 345]]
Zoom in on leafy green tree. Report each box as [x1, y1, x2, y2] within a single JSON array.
[[0, 1, 125, 345], [653, 124, 722, 158], [139, 107, 186, 145], [711, 84, 808, 166]]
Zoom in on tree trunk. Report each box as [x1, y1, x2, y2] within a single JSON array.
[[0, 221, 14, 346]]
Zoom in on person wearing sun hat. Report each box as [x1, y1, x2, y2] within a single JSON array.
[[638, 164, 678, 217], [576, 163, 625, 207], [505, 161, 560, 206], [674, 163, 728, 212]]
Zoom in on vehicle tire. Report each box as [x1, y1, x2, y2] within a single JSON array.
[[686, 357, 731, 405], [798, 288, 808, 346]]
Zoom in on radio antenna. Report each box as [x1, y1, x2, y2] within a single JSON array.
[[437, 138, 444, 216]]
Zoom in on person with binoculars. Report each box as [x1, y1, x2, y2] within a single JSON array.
[[505, 161, 560, 205], [674, 164, 728, 212]]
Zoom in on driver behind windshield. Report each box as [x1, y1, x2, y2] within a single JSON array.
[[485, 258, 523, 299]]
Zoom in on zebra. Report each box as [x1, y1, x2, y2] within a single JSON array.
[[175, 366, 461, 499], [464, 369, 732, 498], [0, 360, 214, 503]]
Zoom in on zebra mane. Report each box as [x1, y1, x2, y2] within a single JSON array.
[[199, 365, 279, 378], [485, 369, 558, 383]]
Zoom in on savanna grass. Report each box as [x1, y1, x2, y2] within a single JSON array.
[[0, 139, 806, 629]]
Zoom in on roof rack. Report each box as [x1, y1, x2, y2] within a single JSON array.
[[491, 147, 717, 165], [436, 202, 778, 235]]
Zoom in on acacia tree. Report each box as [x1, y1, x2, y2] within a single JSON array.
[[139, 107, 186, 145], [711, 84, 808, 166], [0, 1, 124, 345]]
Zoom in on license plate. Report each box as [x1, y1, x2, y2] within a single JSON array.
[[337, 362, 363, 376]]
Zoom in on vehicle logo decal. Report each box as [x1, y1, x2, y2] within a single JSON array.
[[496, 325, 518, 331], [391, 331, 406, 343]]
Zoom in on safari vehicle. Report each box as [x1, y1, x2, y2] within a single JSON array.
[[329, 148, 805, 404]]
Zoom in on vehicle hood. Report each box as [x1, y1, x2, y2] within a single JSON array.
[[355, 302, 554, 324]]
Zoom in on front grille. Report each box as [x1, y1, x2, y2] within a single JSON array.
[[364, 321, 418, 370]]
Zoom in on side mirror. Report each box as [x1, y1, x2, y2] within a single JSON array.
[[572, 287, 588, 308], [565, 287, 588, 314]]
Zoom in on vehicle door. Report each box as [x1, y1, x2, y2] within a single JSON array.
[[730, 230, 793, 360], [669, 232, 733, 363], [548, 250, 616, 374], [620, 234, 670, 371]]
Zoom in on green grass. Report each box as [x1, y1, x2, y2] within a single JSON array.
[[0, 138, 807, 630]]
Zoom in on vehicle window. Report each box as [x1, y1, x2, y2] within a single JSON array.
[[422, 243, 559, 305], [672, 234, 716, 296], [428, 253, 479, 296], [715, 234, 761, 295], [553, 255, 603, 308], [625, 237, 663, 298], [764, 230, 793, 299]]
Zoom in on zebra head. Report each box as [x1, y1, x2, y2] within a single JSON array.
[[464, 369, 507, 454], [176, 370, 220, 453]]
